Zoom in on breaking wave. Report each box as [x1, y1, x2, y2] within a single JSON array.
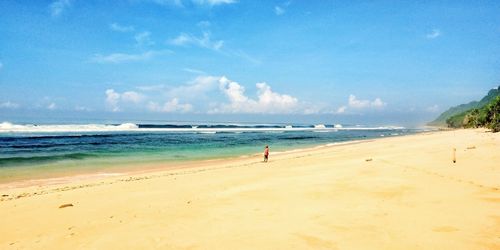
[[0, 122, 404, 134]]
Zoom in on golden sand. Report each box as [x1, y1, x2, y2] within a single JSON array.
[[1, 129, 499, 249]]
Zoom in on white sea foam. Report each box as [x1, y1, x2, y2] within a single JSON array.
[[314, 124, 326, 129], [0, 122, 140, 133], [0, 122, 405, 134]]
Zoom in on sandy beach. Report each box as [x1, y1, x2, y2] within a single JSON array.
[[0, 129, 499, 249]]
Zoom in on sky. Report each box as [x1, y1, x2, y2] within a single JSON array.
[[1, 0, 499, 126]]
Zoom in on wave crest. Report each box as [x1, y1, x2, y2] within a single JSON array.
[[0, 122, 139, 133], [0, 122, 405, 134]]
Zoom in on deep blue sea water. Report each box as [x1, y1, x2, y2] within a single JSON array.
[[0, 122, 423, 183]]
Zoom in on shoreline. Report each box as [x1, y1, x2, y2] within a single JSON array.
[[0, 128, 459, 198], [0, 135, 384, 190], [1, 128, 498, 249]]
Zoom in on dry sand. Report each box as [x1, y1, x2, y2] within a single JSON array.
[[0, 129, 499, 249]]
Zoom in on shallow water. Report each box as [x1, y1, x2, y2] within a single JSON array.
[[0, 122, 421, 183]]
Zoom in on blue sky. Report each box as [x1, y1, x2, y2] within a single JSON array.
[[1, 0, 499, 126]]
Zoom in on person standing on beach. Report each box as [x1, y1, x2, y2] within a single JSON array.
[[264, 145, 269, 162]]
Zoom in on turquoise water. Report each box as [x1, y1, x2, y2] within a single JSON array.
[[0, 122, 420, 183]]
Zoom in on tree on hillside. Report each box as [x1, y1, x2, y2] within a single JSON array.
[[448, 95, 500, 132], [463, 109, 480, 128], [485, 96, 500, 132], [463, 108, 488, 128]]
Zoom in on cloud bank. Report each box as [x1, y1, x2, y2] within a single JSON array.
[[148, 98, 193, 113], [105, 89, 144, 112], [210, 76, 298, 114], [103, 76, 304, 114], [336, 94, 386, 114], [348, 94, 386, 109]]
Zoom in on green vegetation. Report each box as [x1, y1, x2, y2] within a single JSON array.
[[448, 96, 500, 132], [431, 86, 500, 132], [429, 86, 500, 126]]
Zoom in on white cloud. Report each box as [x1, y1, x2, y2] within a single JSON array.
[[170, 33, 191, 45], [183, 67, 206, 74], [348, 95, 370, 108], [110, 23, 134, 32], [49, 0, 71, 17], [164, 75, 308, 114], [99, 75, 341, 115], [168, 75, 219, 100], [426, 29, 441, 39], [348, 94, 386, 109], [370, 98, 386, 108], [105, 89, 121, 112], [148, 98, 193, 113], [336, 106, 347, 114], [102, 76, 325, 114], [274, 6, 285, 15], [255, 82, 298, 111], [331, 95, 386, 114], [131, 77, 218, 113], [121, 91, 144, 103], [211, 76, 298, 114], [426, 104, 439, 113], [135, 31, 155, 47], [90, 50, 170, 64], [47, 102, 57, 110], [169, 32, 223, 50], [105, 89, 144, 112], [219, 76, 248, 103], [0, 101, 20, 109]]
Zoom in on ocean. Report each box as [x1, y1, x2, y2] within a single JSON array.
[[0, 122, 422, 183]]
